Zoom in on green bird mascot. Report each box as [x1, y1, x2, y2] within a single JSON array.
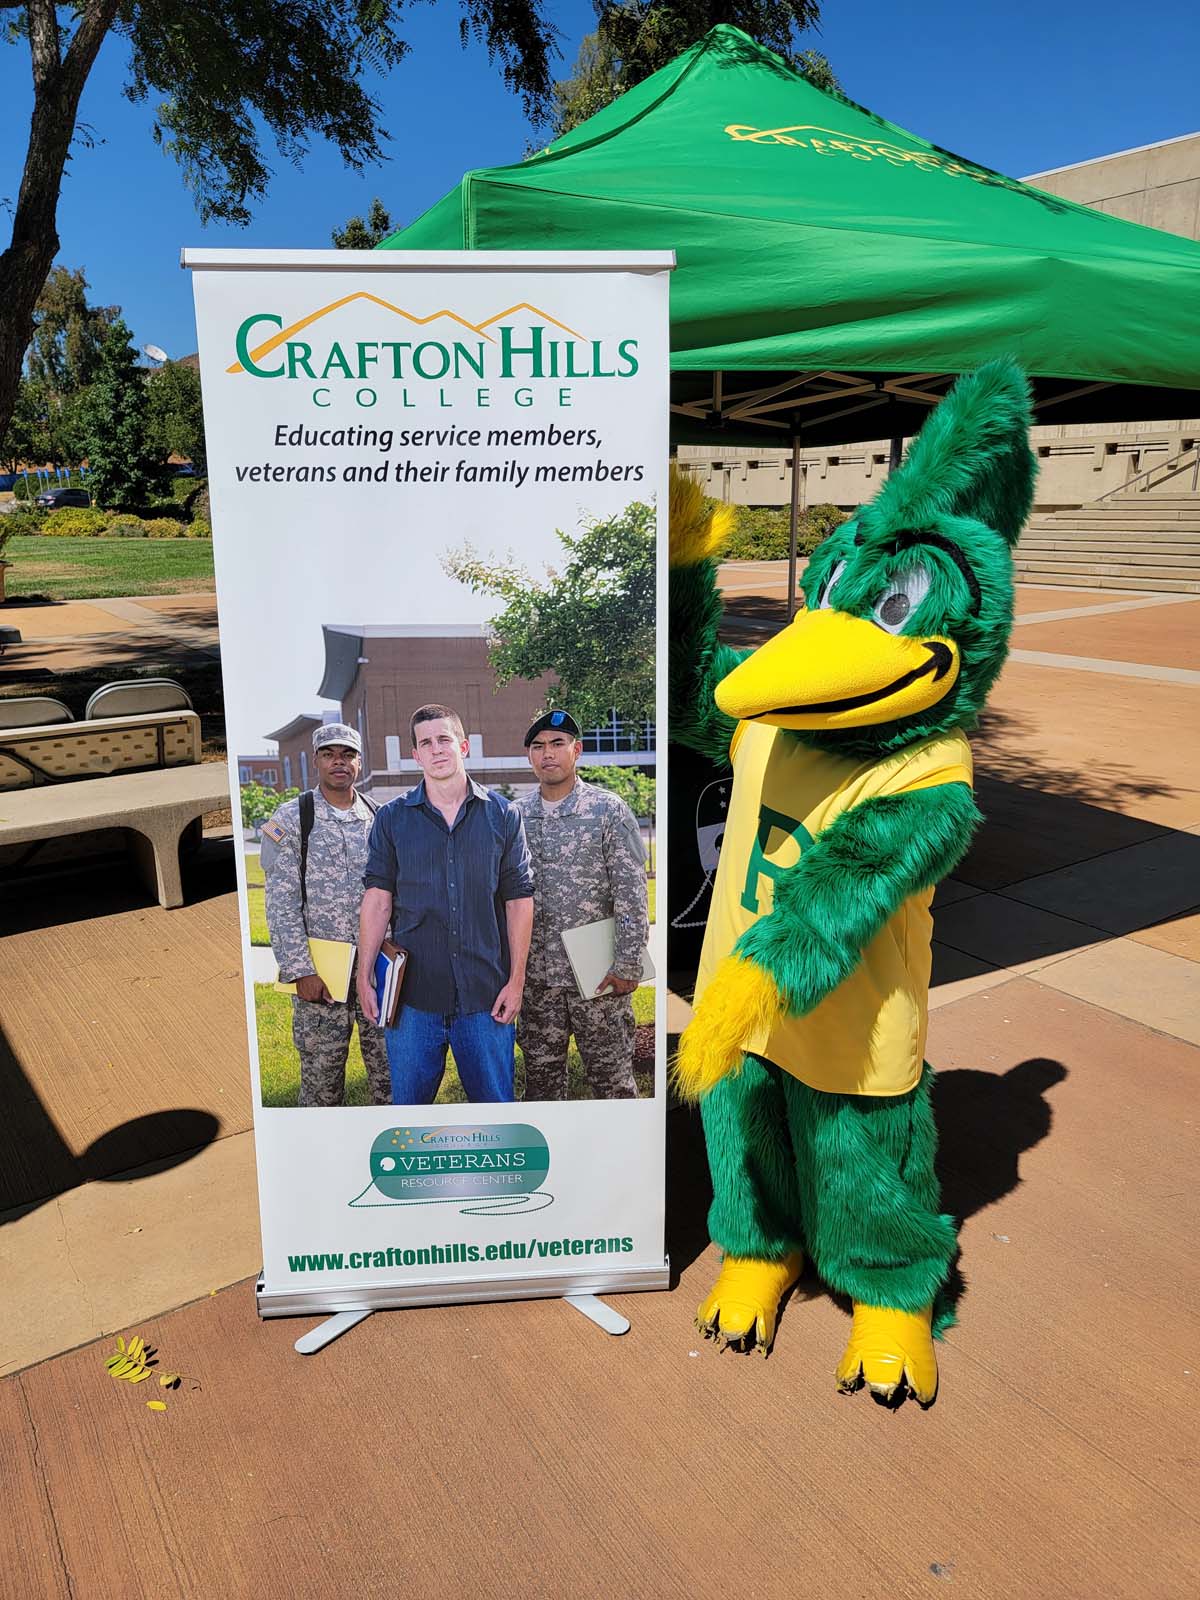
[[671, 358, 1035, 1404]]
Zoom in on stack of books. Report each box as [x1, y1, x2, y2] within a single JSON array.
[[372, 940, 408, 1027]]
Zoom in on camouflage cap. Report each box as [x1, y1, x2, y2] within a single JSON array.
[[312, 722, 362, 754]]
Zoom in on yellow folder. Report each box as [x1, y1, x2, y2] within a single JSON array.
[[273, 939, 355, 1003]]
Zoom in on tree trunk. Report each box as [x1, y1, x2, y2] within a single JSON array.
[[0, 1, 120, 444]]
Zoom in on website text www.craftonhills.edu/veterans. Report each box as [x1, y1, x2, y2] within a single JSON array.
[[287, 1236, 636, 1273]]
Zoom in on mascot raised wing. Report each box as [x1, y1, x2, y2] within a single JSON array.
[[670, 359, 1035, 1404]]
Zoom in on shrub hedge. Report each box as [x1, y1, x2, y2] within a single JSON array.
[[723, 501, 849, 561], [31, 482, 212, 538]]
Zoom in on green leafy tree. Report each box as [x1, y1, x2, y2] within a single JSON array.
[[0, 2, 564, 448], [551, 3, 835, 137], [83, 319, 156, 508], [0, 373, 89, 471], [444, 499, 655, 736], [26, 265, 118, 394], [332, 198, 397, 250], [579, 764, 656, 817], [1, 376, 51, 472], [241, 782, 300, 829], [146, 361, 206, 471]]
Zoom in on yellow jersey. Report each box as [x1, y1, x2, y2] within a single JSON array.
[[694, 723, 973, 1096]]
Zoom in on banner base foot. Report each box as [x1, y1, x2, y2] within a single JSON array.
[[564, 1293, 630, 1335], [294, 1309, 373, 1355]]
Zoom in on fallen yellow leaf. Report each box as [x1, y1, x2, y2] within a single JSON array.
[[146, 1401, 167, 1412], [159, 1373, 179, 1388], [116, 1337, 126, 1354]]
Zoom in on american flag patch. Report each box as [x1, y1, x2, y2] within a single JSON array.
[[260, 819, 286, 844]]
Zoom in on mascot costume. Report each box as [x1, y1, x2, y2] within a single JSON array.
[[671, 359, 1035, 1404]]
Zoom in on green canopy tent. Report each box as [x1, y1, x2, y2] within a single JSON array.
[[382, 28, 1200, 961], [383, 24, 1200, 449]]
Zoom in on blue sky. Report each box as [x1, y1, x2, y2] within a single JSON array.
[[2, 0, 1197, 360]]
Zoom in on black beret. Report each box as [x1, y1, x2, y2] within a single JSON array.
[[523, 709, 583, 747]]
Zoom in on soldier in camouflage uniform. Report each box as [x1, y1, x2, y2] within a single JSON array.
[[517, 711, 649, 1100], [261, 723, 391, 1108]]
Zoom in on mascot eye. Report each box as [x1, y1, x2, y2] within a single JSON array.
[[816, 560, 847, 610], [871, 564, 932, 633]]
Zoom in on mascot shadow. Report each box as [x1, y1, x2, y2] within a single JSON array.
[[0, 1025, 220, 1226], [666, 1056, 1068, 1300], [0, 847, 234, 1221]]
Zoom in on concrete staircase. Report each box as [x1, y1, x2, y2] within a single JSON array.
[[1016, 496, 1200, 593]]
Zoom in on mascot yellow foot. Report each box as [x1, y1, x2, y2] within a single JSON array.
[[696, 1252, 804, 1355], [835, 1304, 938, 1404]]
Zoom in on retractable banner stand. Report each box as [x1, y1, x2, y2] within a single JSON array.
[[185, 249, 672, 1324]]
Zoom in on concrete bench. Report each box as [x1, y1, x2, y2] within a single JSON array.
[[0, 709, 202, 790], [0, 763, 231, 908]]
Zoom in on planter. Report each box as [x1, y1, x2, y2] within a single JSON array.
[[0, 558, 11, 604]]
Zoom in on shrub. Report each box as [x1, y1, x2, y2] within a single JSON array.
[[107, 501, 187, 522], [723, 502, 848, 561], [107, 519, 147, 538], [186, 517, 212, 539], [169, 475, 207, 510], [1, 507, 47, 533], [40, 507, 110, 537], [144, 517, 187, 538]]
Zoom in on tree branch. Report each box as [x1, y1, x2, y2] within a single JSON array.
[[26, 0, 61, 91], [62, 0, 122, 99], [0, 0, 121, 444]]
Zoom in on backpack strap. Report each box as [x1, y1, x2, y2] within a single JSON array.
[[299, 787, 375, 919], [298, 789, 315, 917]]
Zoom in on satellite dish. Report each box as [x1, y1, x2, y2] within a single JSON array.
[[143, 343, 168, 364]]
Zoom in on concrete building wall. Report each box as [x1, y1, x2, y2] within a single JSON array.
[[1025, 132, 1200, 241], [678, 133, 1200, 513]]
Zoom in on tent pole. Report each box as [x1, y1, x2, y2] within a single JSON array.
[[889, 435, 903, 472], [787, 427, 802, 619]]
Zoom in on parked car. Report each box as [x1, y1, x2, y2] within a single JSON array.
[[35, 486, 91, 510]]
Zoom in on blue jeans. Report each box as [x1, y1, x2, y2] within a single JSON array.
[[385, 1006, 515, 1104]]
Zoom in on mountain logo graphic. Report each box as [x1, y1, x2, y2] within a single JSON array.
[[227, 296, 586, 375]]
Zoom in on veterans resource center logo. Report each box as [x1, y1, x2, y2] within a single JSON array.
[[349, 1124, 554, 1215], [227, 295, 640, 412]]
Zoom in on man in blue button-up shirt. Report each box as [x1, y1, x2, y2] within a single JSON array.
[[357, 704, 534, 1103]]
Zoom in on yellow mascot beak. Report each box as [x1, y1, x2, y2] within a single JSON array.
[[714, 609, 961, 730]]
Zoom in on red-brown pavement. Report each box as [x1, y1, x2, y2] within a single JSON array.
[[1, 571, 1197, 1597]]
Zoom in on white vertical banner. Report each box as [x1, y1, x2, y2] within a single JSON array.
[[185, 250, 672, 1316]]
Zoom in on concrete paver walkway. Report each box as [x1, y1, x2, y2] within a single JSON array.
[[1, 572, 1197, 1597], [0, 591, 219, 676]]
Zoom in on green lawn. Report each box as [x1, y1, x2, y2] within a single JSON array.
[[255, 982, 655, 1107], [245, 854, 269, 945], [1, 535, 215, 599]]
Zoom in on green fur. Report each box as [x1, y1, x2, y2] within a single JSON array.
[[795, 358, 1033, 761], [676, 362, 1032, 1337], [668, 558, 745, 765], [737, 782, 982, 1015], [703, 1058, 958, 1334]]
